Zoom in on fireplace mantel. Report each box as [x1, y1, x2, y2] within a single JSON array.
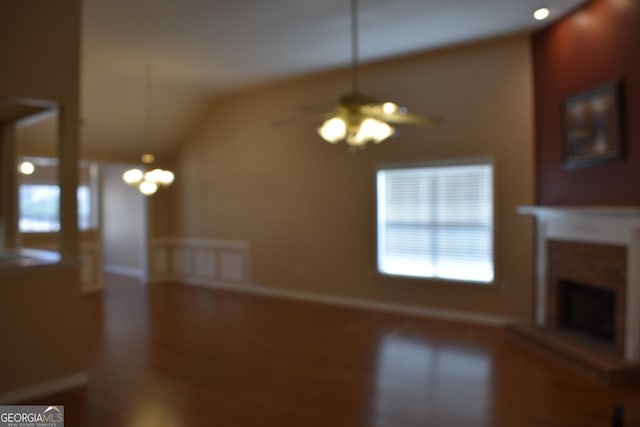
[[519, 205, 640, 362], [518, 205, 640, 247], [518, 206, 640, 219]]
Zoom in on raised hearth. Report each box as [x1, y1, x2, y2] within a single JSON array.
[[508, 323, 640, 385]]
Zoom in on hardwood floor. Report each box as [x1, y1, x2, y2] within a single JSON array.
[[24, 274, 640, 426]]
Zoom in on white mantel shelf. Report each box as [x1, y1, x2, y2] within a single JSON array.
[[518, 206, 640, 219], [518, 206, 640, 248]]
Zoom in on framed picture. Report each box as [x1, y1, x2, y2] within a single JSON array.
[[562, 80, 623, 169]]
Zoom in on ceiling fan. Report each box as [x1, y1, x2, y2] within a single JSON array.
[[314, 0, 441, 148]]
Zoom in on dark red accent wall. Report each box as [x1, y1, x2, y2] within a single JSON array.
[[533, 0, 640, 205]]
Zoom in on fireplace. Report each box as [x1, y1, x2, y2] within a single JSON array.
[[512, 206, 640, 384], [558, 279, 616, 344], [546, 239, 627, 355]]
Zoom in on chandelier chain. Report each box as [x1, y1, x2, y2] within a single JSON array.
[[144, 64, 153, 149]]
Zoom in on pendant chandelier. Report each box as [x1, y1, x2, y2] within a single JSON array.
[[122, 64, 175, 195], [317, 0, 439, 148]]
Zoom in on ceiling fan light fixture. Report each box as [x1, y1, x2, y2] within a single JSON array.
[[319, 113, 396, 147], [311, 0, 438, 149], [382, 102, 399, 115]]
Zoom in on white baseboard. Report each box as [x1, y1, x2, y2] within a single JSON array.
[[178, 277, 523, 327], [103, 265, 143, 278], [0, 372, 89, 404]]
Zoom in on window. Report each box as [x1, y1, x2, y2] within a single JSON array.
[[376, 160, 494, 283], [19, 185, 93, 232], [18, 157, 98, 233]]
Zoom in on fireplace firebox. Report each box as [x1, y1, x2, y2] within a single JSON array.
[[558, 280, 616, 344]]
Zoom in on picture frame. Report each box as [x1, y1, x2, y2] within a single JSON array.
[[562, 80, 623, 169]]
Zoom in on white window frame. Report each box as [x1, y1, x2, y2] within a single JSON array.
[[376, 158, 495, 284]]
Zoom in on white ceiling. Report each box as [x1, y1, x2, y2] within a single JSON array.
[[79, 0, 587, 156]]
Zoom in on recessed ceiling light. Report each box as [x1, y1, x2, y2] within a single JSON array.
[[533, 7, 551, 20]]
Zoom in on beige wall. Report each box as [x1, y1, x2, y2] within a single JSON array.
[[0, 0, 81, 103], [169, 34, 535, 318], [0, 263, 85, 395], [0, 0, 82, 258], [0, 0, 85, 397]]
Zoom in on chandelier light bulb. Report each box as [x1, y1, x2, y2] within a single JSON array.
[[144, 168, 163, 184], [139, 180, 158, 195], [123, 168, 144, 185], [142, 168, 175, 186], [160, 170, 175, 185]]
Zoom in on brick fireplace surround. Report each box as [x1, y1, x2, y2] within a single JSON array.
[[547, 240, 627, 355], [513, 206, 640, 384]]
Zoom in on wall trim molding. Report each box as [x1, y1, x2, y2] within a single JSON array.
[[0, 372, 89, 404], [153, 237, 250, 249], [150, 237, 519, 326], [82, 283, 103, 293], [149, 237, 251, 286], [178, 277, 522, 327]]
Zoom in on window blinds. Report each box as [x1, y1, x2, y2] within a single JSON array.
[[377, 162, 494, 283]]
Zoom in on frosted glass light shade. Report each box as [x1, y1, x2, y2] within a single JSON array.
[[318, 117, 347, 143], [318, 114, 394, 147], [123, 168, 144, 185], [358, 118, 394, 143], [122, 162, 174, 196], [160, 170, 174, 185], [139, 180, 158, 195]]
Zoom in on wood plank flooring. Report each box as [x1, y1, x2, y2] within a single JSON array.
[[23, 275, 640, 426]]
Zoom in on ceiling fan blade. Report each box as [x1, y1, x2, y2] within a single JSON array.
[[381, 111, 442, 126], [361, 109, 439, 127], [359, 103, 441, 126], [294, 104, 333, 113]]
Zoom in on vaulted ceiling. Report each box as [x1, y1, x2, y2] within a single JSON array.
[[77, 0, 586, 156]]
